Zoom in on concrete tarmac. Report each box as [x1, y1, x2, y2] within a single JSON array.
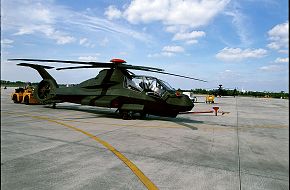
[[1, 87, 289, 190]]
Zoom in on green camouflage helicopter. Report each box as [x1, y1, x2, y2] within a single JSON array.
[[8, 58, 206, 119]]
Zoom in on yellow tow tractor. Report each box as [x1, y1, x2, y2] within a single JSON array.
[[11, 86, 40, 105], [205, 95, 215, 104]]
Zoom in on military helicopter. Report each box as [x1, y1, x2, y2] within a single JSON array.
[[212, 84, 237, 97], [8, 58, 206, 119]]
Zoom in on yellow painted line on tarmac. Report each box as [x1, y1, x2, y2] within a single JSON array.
[[60, 119, 182, 129], [3, 111, 158, 190]]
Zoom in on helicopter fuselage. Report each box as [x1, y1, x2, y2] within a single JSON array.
[[10, 58, 202, 119], [50, 68, 194, 118]]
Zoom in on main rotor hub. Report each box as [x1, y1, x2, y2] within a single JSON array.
[[110, 58, 126, 64]]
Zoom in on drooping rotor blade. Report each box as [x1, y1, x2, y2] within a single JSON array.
[[119, 64, 164, 71], [140, 70, 207, 82]]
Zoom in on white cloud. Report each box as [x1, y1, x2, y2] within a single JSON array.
[[260, 65, 284, 72], [162, 45, 184, 53], [2, 0, 150, 46], [274, 57, 289, 63], [78, 55, 100, 62], [1, 39, 14, 48], [267, 21, 289, 51], [122, 0, 229, 44], [172, 30, 205, 44], [3, 0, 76, 45], [53, 31, 75, 45], [69, 14, 151, 43], [148, 45, 184, 57], [13, 24, 76, 45], [278, 49, 289, 54], [216, 47, 267, 61], [124, 0, 169, 24], [218, 69, 241, 80], [79, 38, 95, 48], [224, 2, 252, 47], [124, 0, 229, 27], [104, 5, 122, 20]]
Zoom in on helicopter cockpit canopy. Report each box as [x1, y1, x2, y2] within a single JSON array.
[[125, 75, 174, 96]]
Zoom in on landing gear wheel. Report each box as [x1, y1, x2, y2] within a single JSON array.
[[120, 110, 133, 120], [139, 112, 147, 119], [52, 103, 56, 109]]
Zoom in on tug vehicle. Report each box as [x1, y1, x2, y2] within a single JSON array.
[[205, 95, 215, 103], [11, 86, 40, 105]]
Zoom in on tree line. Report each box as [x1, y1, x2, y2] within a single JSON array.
[[1, 80, 68, 87], [188, 88, 288, 99]]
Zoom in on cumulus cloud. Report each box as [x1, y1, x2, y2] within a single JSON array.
[[216, 47, 267, 61], [274, 57, 289, 63], [172, 31, 206, 44], [119, 0, 229, 44], [123, 0, 229, 27], [162, 45, 184, 53], [267, 21, 289, 51], [148, 45, 184, 57], [104, 5, 122, 20]]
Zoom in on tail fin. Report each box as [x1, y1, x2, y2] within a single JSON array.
[[17, 63, 59, 104], [17, 63, 58, 87]]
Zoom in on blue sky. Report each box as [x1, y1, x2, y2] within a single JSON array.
[[1, 0, 289, 92]]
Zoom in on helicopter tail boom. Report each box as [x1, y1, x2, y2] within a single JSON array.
[[17, 63, 59, 104]]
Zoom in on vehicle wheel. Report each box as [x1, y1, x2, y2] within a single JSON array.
[[24, 96, 30, 105], [12, 95, 19, 103]]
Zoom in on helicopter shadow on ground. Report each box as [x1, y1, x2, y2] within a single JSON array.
[[44, 104, 120, 120], [144, 116, 201, 130], [44, 104, 202, 130]]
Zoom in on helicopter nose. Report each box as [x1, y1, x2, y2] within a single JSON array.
[[182, 95, 194, 111], [166, 94, 194, 112]]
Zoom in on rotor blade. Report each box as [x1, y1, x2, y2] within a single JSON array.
[[143, 70, 207, 82], [8, 58, 112, 65], [8, 59, 164, 71], [56, 65, 112, 70], [119, 64, 164, 71]]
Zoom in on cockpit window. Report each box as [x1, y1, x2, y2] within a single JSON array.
[[159, 80, 174, 91], [125, 77, 143, 92], [125, 75, 174, 96]]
